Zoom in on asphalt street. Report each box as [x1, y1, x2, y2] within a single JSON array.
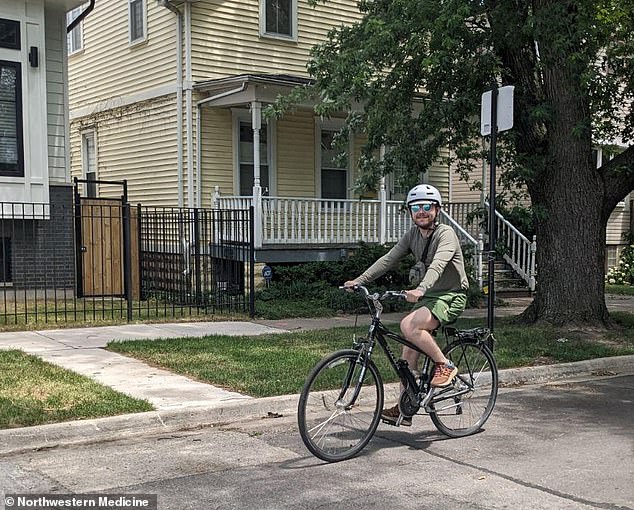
[[1, 374, 632, 510]]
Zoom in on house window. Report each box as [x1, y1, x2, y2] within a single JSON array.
[[0, 238, 11, 284], [606, 245, 619, 272], [0, 61, 23, 177], [320, 129, 348, 199], [0, 19, 20, 50], [260, 0, 297, 40], [82, 131, 97, 197], [129, 0, 146, 44], [238, 121, 270, 196], [66, 7, 83, 54]]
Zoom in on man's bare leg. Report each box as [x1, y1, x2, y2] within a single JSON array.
[[400, 306, 448, 372]]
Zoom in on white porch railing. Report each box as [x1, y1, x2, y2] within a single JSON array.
[[262, 197, 381, 244], [486, 201, 537, 291], [213, 187, 485, 287]]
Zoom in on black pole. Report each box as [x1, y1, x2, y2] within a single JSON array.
[[193, 208, 202, 305], [249, 206, 255, 318], [73, 177, 84, 298], [487, 85, 498, 332], [122, 180, 133, 321]]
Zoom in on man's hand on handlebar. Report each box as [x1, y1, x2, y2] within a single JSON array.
[[343, 280, 360, 292], [404, 289, 424, 303]]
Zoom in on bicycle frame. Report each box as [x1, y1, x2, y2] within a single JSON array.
[[350, 287, 486, 414], [298, 286, 499, 462]]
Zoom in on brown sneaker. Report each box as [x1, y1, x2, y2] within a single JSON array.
[[381, 404, 412, 427], [431, 361, 458, 387]]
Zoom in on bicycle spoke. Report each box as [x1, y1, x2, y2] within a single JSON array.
[[298, 350, 383, 462], [430, 341, 498, 437]]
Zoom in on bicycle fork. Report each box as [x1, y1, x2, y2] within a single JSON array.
[[336, 351, 370, 409]]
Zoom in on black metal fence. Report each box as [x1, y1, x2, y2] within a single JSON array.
[[0, 182, 254, 328], [138, 205, 254, 316]]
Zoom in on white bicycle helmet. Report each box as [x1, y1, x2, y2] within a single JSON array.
[[406, 184, 442, 207]]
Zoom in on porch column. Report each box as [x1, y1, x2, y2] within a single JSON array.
[[251, 101, 263, 248], [379, 145, 387, 245]]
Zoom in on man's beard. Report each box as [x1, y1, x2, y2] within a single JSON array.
[[416, 216, 435, 229]]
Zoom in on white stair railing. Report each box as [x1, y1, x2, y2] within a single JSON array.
[[485, 201, 537, 291]]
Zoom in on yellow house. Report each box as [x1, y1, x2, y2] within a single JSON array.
[[66, 1, 470, 261]]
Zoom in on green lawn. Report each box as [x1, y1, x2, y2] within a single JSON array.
[[108, 313, 634, 398], [606, 284, 634, 296], [0, 350, 153, 429]]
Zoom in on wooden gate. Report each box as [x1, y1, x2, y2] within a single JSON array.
[[76, 196, 139, 298]]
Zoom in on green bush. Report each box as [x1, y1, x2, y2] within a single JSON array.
[[255, 241, 483, 318], [256, 243, 414, 317]]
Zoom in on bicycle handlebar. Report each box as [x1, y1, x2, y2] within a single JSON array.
[[339, 285, 408, 302]]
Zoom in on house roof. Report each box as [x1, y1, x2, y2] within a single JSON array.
[[194, 74, 315, 108], [195, 74, 313, 91]]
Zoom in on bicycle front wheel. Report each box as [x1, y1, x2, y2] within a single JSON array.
[[429, 341, 498, 437], [298, 349, 384, 462]]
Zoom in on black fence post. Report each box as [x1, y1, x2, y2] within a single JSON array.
[[193, 208, 202, 305], [249, 206, 255, 318], [73, 177, 84, 298], [121, 180, 133, 321], [137, 204, 143, 300]]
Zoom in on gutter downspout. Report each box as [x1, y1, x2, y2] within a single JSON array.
[[66, 0, 95, 33], [159, 0, 184, 208], [184, 2, 194, 208], [196, 83, 248, 208]]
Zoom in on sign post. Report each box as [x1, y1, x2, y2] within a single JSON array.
[[480, 85, 514, 332]]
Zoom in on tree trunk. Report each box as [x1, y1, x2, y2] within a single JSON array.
[[520, 195, 610, 326], [519, 45, 611, 326]]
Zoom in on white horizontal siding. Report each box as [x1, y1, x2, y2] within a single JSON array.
[[45, 7, 68, 184], [191, 0, 362, 81], [70, 95, 179, 206], [68, 1, 176, 109], [276, 110, 315, 197], [606, 196, 631, 245], [200, 108, 233, 202]]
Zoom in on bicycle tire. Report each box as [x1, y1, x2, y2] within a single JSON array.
[[429, 340, 498, 437], [298, 349, 384, 462]]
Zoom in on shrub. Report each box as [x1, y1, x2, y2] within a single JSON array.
[[255, 241, 483, 317], [267, 242, 413, 288], [606, 242, 634, 286]]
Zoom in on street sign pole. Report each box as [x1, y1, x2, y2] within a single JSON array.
[[481, 84, 513, 333], [487, 85, 498, 333]]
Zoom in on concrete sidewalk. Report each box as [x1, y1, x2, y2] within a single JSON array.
[[0, 295, 632, 455], [0, 322, 288, 411]]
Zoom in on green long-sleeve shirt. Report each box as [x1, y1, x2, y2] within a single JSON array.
[[355, 224, 469, 294]]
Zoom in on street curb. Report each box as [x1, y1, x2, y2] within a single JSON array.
[[1, 355, 633, 457], [0, 394, 301, 457]]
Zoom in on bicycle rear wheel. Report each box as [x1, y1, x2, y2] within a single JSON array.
[[429, 341, 498, 437], [298, 349, 384, 462]]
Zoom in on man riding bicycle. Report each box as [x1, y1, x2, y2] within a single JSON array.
[[344, 184, 469, 426]]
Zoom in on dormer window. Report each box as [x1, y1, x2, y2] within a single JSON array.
[[260, 0, 297, 41]]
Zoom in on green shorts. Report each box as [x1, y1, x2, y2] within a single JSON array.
[[413, 291, 467, 325]]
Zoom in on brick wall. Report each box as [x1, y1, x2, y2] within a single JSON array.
[[2, 185, 76, 289]]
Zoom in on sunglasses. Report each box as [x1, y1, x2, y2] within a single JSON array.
[[409, 203, 434, 213]]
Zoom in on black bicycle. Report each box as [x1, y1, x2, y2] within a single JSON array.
[[297, 285, 498, 462]]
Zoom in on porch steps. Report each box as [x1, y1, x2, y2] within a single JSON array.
[[482, 259, 533, 298]]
